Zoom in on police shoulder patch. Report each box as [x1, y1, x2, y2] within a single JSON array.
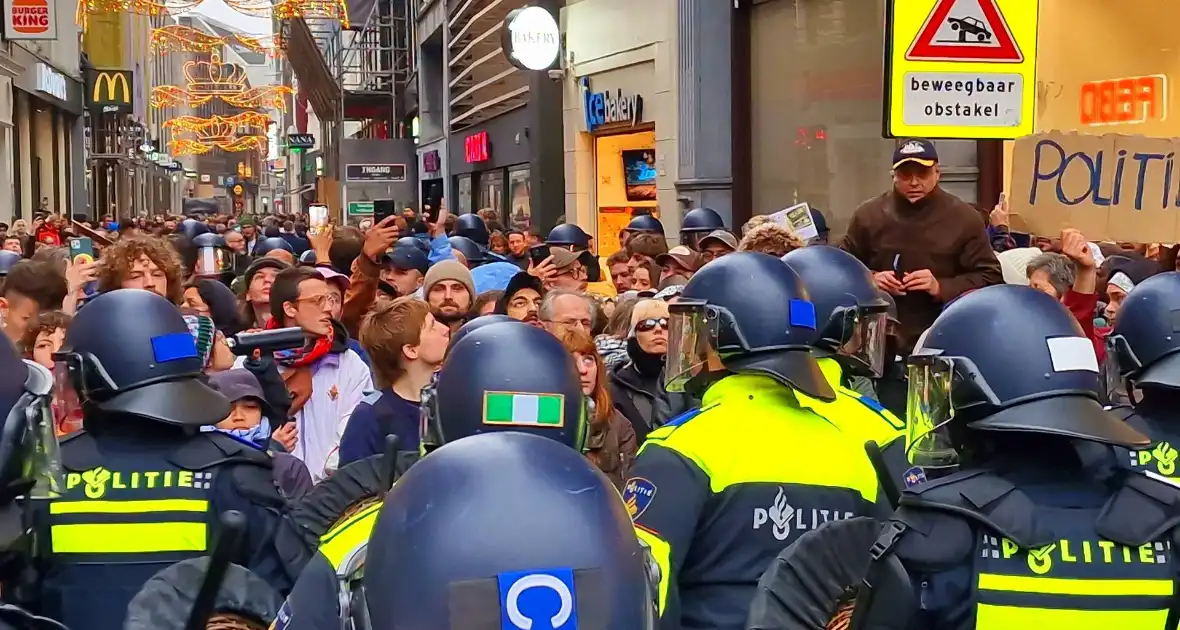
[[902, 467, 928, 488], [270, 601, 292, 630], [622, 477, 657, 521]]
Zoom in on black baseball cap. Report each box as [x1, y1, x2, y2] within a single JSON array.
[[384, 245, 429, 274], [892, 139, 939, 169]]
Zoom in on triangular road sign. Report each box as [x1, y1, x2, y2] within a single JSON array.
[[905, 0, 1023, 63]]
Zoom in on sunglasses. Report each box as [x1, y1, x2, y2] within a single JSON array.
[[636, 317, 669, 332]]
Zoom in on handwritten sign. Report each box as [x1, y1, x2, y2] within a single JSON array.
[[1009, 130, 1180, 243]]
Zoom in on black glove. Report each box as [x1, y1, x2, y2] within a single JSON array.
[[242, 356, 293, 426]]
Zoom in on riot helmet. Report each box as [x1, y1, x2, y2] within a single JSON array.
[[0, 251, 20, 276], [679, 207, 725, 250], [422, 321, 588, 452], [546, 224, 591, 249], [0, 336, 61, 502], [190, 232, 230, 278], [625, 213, 664, 235], [448, 235, 486, 267], [298, 249, 317, 265], [1107, 272, 1180, 392], [907, 285, 1147, 472], [666, 252, 834, 401], [782, 246, 890, 377], [364, 432, 657, 630], [447, 314, 516, 353], [177, 218, 209, 240], [53, 289, 230, 427], [252, 237, 293, 258], [454, 213, 490, 246]]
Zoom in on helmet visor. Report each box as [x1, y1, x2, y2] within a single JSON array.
[[906, 355, 959, 470], [194, 246, 230, 276], [664, 300, 720, 393], [18, 362, 64, 498], [839, 309, 889, 378], [52, 358, 84, 435]]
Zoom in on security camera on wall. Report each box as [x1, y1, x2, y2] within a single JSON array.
[[547, 68, 564, 81]]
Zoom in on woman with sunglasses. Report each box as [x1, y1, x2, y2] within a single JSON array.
[[609, 299, 689, 441]]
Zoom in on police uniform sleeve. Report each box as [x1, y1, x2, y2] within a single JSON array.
[[626, 439, 710, 630], [270, 552, 340, 630], [211, 461, 301, 595]]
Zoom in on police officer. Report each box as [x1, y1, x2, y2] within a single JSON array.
[[679, 207, 725, 250], [751, 285, 1179, 630], [453, 213, 490, 248], [781, 246, 907, 475], [267, 432, 655, 630], [628, 252, 884, 630], [448, 235, 486, 268], [177, 218, 209, 240], [272, 321, 593, 629], [0, 333, 73, 630], [124, 557, 283, 630], [190, 232, 231, 281], [622, 213, 665, 251], [37, 289, 299, 630], [1104, 271, 1180, 480]]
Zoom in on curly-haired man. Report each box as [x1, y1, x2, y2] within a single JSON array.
[[96, 235, 185, 304]]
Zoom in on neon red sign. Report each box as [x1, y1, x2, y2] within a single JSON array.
[[465, 131, 489, 163]]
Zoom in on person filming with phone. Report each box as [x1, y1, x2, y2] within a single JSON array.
[[841, 138, 1002, 353]]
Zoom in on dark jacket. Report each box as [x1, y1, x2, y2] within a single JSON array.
[[586, 407, 637, 490], [609, 339, 690, 441], [337, 389, 420, 467], [841, 187, 1003, 352]]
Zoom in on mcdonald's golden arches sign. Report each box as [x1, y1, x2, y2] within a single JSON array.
[[86, 69, 133, 114]]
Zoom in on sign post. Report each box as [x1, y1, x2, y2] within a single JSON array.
[[348, 201, 375, 216], [884, 0, 1039, 139]]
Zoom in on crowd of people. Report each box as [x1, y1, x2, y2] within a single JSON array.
[[2, 137, 1180, 628]]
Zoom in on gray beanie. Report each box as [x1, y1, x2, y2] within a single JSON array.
[[423, 259, 476, 299]]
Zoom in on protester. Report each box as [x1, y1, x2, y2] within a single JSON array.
[[698, 229, 738, 263], [207, 369, 314, 499], [503, 229, 530, 269], [183, 278, 245, 335], [630, 259, 659, 292], [626, 232, 668, 270], [609, 298, 683, 439], [252, 266, 373, 480], [21, 309, 70, 368], [494, 272, 544, 327], [339, 296, 449, 466], [606, 250, 632, 291], [2, 235, 21, 254], [655, 245, 701, 285], [554, 326, 636, 489], [239, 258, 289, 329], [96, 235, 185, 304], [1, 260, 67, 344], [380, 246, 429, 298], [423, 259, 475, 332], [738, 222, 803, 257], [539, 288, 594, 336], [596, 296, 636, 369], [841, 139, 1002, 351], [318, 267, 371, 365]]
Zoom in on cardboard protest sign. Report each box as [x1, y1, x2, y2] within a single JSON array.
[[769, 202, 819, 241], [1009, 131, 1180, 243]]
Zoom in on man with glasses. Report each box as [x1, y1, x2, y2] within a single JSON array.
[[539, 288, 594, 336], [242, 266, 373, 481]]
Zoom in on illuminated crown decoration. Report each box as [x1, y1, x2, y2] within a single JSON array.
[[165, 112, 270, 155], [184, 52, 247, 96], [152, 52, 293, 109]]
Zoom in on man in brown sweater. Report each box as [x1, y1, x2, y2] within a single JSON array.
[[841, 139, 1002, 352]]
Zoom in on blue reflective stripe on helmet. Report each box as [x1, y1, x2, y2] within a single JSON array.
[[151, 332, 199, 363], [788, 299, 817, 330]]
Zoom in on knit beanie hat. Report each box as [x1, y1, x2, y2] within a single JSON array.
[[183, 313, 216, 368], [424, 259, 476, 299], [629, 299, 670, 338]]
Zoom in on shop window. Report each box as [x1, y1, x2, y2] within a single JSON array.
[[507, 166, 531, 231], [479, 169, 504, 216], [456, 174, 472, 215]]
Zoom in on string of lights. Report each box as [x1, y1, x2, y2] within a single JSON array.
[[79, 0, 348, 30], [150, 25, 284, 57]]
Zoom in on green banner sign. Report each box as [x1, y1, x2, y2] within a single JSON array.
[[347, 201, 374, 216]]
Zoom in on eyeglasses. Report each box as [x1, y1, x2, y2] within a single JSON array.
[[297, 294, 341, 309], [636, 317, 669, 332], [554, 318, 592, 330]]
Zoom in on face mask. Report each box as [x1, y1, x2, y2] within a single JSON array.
[[202, 416, 273, 447]]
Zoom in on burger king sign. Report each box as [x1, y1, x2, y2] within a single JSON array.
[[4, 0, 56, 40]]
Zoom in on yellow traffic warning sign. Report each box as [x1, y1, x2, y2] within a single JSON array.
[[884, 0, 1039, 139]]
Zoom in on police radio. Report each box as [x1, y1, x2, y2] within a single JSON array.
[[225, 327, 306, 357]]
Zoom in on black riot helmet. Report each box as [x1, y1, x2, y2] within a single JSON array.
[[422, 321, 588, 452], [190, 232, 230, 278], [666, 252, 834, 401], [1108, 272, 1180, 392], [0, 251, 20, 276], [546, 224, 591, 249], [454, 213, 490, 246], [679, 207, 725, 250], [53, 289, 230, 427], [252, 236, 293, 257], [907, 284, 1147, 472], [782, 246, 891, 378], [625, 213, 664, 235], [298, 249, 317, 265], [177, 218, 210, 240], [364, 432, 657, 630], [446, 314, 516, 353], [0, 336, 60, 504], [448, 235, 486, 268]]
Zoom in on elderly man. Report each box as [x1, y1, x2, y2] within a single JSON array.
[[539, 288, 594, 336]]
